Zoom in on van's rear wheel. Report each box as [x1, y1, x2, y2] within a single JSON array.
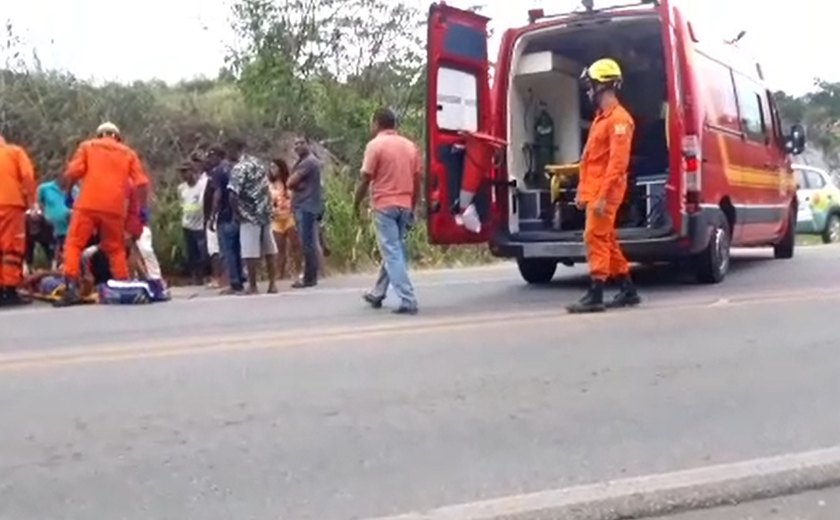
[[821, 213, 840, 244], [517, 258, 558, 285], [695, 222, 731, 284]]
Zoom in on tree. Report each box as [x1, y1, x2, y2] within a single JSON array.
[[775, 81, 840, 170], [226, 0, 425, 153]]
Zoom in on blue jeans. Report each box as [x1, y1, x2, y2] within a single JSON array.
[[218, 221, 244, 291], [370, 207, 417, 309], [295, 209, 319, 285]]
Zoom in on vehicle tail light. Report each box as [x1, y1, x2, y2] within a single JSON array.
[[682, 135, 701, 213]]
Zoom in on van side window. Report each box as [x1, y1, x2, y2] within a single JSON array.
[[697, 54, 739, 132], [805, 170, 826, 190], [436, 67, 479, 133], [733, 73, 768, 143]]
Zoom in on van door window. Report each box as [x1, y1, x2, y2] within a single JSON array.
[[794, 169, 807, 189], [766, 91, 784, 148], [436, 67, 479, 133], [733, 73, 768, 143]]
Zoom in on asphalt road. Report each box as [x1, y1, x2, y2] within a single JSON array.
[[2, 246, 840, 519], [663, 486, 840, 519]]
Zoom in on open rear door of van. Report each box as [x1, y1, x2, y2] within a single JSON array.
[[660, 0, 693, 237], [426, 3, 497, 245]]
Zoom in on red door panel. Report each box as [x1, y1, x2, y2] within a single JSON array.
[[426, 3, 495, 245]]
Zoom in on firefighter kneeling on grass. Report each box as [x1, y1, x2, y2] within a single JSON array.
[[567, 58, 642, 314]]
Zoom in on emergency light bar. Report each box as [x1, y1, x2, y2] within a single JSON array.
[[582, 0, 660, 11], [528, 0, 659, 23]]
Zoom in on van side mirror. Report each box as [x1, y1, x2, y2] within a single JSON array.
[[785, 124, 806, 155]]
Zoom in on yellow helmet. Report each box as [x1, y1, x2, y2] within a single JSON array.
[[582, 58, 623, 85]]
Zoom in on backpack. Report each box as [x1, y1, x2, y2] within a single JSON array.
[[98, 280, 153, 305]]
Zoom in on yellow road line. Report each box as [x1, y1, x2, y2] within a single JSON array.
[[2, 288, 838, 373]]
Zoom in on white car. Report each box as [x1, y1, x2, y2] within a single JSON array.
[[793, 165, 840, 243]]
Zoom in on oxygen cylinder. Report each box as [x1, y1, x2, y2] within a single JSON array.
[[533, 107, 555, 187]]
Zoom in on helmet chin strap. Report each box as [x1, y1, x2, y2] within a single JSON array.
[[586, 83, 607, 106], [586, 80, 620, 107]]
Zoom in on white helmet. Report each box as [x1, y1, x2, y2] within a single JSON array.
[[96, 121, 121, 137]]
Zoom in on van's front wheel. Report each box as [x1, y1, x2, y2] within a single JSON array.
[[775, 206, 797, 257], [694, 222, 731, 284], [517, 258, 558, 285]]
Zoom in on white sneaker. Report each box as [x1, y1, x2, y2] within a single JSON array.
[[455, 204, 481, 233]]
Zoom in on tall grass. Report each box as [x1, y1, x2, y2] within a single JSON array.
[[319, 166, 493, 272]]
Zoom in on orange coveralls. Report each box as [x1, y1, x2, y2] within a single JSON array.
[[578, 99, 635, 282], [63, 137, 149, 281], [0, 143, 36, 289]]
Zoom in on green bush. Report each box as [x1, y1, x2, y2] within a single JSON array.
[[0, 0, 493, 278]]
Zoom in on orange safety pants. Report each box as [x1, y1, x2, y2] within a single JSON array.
[[0, 206, 26, 287], [63, 209, 129, 280], [584, 203, 630, 282]]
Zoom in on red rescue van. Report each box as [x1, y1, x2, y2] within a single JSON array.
[[424, 0, 806, 284]]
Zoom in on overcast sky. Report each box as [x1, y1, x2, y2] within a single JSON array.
[[3, 0, 832, 95]]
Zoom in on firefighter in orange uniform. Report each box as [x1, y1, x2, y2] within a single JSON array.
[[57, 122, 149, 306], [0, 135, 37, 307], [568, 58, 642, 314]]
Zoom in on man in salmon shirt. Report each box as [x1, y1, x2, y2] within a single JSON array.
[[56, 122, 149, 306], [0, 134, 37, 307], [353, 107, 421, 315], [567, 58, 642, 314]]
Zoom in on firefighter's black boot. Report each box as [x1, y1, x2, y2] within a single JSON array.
[[566, 280, 606, 314], [3, 289, 31, 307], [606, 276, 642, 309], [0, 287, 10, 307]]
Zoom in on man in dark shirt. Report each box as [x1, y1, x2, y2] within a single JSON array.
[[195, 151, 223, 287], [206, 146, 245, 294], [288, 137, 324, 289]]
